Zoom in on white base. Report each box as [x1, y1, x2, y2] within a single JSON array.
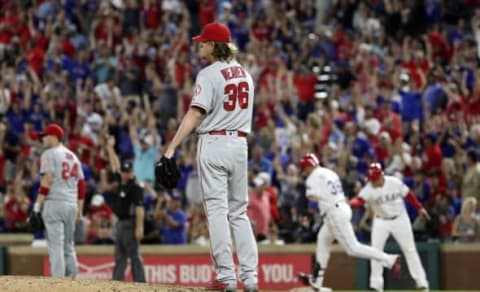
[[31, 239, 48, 248]]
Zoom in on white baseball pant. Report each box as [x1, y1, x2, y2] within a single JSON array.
[[370, 212, 428, 290], [316, 202, 397, 281]]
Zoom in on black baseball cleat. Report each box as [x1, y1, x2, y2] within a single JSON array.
[[298, 272, 313, 286]]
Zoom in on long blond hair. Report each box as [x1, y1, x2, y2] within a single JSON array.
[[461, 197, 477, 216], [212, 42, 238, 62]]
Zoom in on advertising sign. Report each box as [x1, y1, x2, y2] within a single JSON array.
[[44, 253, 312, 290]]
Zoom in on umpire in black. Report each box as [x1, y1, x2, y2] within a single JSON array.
[[105, 136, 146, 282]]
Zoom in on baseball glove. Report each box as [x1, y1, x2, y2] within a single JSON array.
[[155, 156, 181, 189], [27, 212, 45, 233]]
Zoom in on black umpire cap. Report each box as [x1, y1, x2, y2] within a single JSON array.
[[120, 160, 133, 172]]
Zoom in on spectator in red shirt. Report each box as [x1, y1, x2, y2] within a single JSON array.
[[88, 193, 114, 224], [143, 0, 162, 30], [427, 27, 451, 62], [93, 11, 122, 46], [375, 131, 392, 164], [293, 65, 317, 121], [255, 172, 281, 224], [27, 41, 45, 76], [248, 173, 272, 241], [251, 12, 273, 42], [0, 8, 18, 46], [5, 184, 30, 232], [433, 194, 454, 241], [198, 0, 217, 26], [422, 133, 443, 171], [87, 194, 115, 244], [376, 98, 403, 143], [174, 51, 192, 88], [462, 77, 480, 122], [60, 32, 76, 59]]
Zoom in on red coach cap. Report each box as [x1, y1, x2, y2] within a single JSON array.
[[192, 22, 231, 43], [40, 123, 64, 139]]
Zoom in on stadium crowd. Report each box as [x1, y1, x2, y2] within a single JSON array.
[[0, 0, 479, 246]]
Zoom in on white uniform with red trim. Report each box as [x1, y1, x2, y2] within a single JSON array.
[[306, 166, 398, 288], [191, 59, 258, 288], [358, 176, 429, 290]]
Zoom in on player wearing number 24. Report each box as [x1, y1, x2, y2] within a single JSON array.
[[32, 124, 86, 278], [161, 22, 258, 292]]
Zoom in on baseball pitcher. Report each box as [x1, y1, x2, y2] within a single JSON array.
[[161, 22, 258, 292], [350, 163, 430, 291], [33, 124, 85, 278], [297, 154, 400, 292]]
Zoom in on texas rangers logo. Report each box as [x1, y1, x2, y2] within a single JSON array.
[[374, 191, 402, 204]]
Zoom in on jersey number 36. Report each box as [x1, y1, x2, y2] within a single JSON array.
[[223, 81, 249, 111]]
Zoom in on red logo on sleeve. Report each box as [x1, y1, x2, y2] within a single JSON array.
[[41, 159, 48, 169], [193, 84, 202, 97]]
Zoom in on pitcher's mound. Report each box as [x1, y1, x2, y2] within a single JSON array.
[[0, 275, 204, 292]]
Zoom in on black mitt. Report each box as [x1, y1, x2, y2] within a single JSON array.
[[27, 212, 45, 233], [155, 156, 181, 189]]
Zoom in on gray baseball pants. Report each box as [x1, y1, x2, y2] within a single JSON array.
[[42, 200, 78, 278]]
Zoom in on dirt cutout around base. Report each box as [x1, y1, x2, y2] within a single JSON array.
[[0, 276, 205, 292], [0, 276, 314, 292]]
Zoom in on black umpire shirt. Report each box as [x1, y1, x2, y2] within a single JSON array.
[[110, 172, 144, 220]]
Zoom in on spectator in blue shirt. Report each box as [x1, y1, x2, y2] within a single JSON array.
[[129, 112, 160, 184], [404, 170, 431, 221], [249, 145, 273, 177], [132, 133, 158, 184], [425, 0, 442, 26], [344, 122, 375, 160], [155, 192, 187, 245], [398, 74, 424, 124], [6, 102, 27, 135], [422, 66, 446, 115], [69, 49, 92, 84]]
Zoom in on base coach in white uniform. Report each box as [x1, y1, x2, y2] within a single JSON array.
[[350, 163, 430, 291]]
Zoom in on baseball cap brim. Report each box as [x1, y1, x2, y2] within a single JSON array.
[[120, 166, 133, 172], [192, 35, 207, 42]]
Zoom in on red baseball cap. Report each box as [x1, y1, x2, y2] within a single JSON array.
[[40, 123, 64, 139], [367, 163, 384, 181], [299, 153, 319, 172], [192, 22, 231, 43]]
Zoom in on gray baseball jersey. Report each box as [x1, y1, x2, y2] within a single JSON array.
[[40, 145, 84, 204], [193, 60, 258, 288], [191, 60, 254, 134], [40, 144, 83, 278]]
